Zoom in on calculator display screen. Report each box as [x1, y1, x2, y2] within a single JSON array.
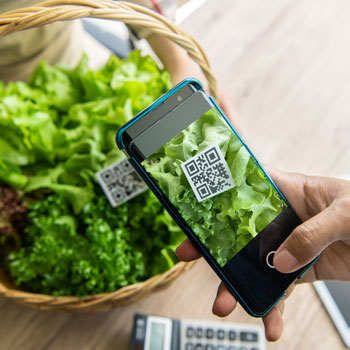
[[149, 322, 166, 350]]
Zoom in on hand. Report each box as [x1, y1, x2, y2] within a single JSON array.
[[176, 167, 350, 341], [176, 238, 290, 342], [269, 167, 350, 282]]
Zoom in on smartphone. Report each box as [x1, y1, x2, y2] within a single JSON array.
[[116, 79, 316, 317]]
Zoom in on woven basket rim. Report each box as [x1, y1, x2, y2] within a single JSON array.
[[0, 260, 187, 297], [1, 261, 195, 310], [0, 0, 217, 97], [0, 0, 215, 311]]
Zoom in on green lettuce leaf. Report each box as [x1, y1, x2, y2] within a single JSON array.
[[9, 192, 185, 296], [0, 51, 171, 212], [2, 51, 185, 296]]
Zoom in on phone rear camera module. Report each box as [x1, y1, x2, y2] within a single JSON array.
[[177, 96, 183, 102]]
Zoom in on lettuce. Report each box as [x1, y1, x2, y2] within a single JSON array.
[[0, 50, 172, 213], [9, 192, 184, 297], [1, 51, 184, 296], [143, 109, 283, 266]]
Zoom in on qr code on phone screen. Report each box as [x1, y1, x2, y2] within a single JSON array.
[[181, 145, 235, 202], [96, 158, 147, 207]]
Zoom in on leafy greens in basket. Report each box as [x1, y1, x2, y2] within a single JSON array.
[[0, 51, 185, 296], [0, 50, 171, 213]]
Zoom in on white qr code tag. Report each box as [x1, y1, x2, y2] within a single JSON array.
[[181, 145, 235, 202], [96, 158, 147, 207]]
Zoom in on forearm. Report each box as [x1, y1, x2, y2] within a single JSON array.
[[147, 33, 204, 85]]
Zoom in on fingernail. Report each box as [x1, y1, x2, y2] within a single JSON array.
[[274, 248, 299, 272]]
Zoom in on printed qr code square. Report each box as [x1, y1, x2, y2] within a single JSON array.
[[181, 145, 235, 202], [96, 158, 147, 207]]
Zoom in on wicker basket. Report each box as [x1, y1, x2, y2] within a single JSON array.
[[0, 0, 217, 312]]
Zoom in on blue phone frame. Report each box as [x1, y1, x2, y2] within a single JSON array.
[[116, 78, 317, 317]]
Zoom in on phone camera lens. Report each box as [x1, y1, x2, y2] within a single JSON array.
[[177, 96, 183, 102]]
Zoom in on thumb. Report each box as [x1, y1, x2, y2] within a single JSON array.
[[264, 165, 309, 221], [273, 204, 345, 273]]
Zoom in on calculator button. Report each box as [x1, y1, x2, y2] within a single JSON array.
[[196, 327, 203, 338], [238, 347, 248, 350], [206, 328, 214, 339], [227, 346, 237, 350], [185, 343, 194, 350], [250, 348, 259, 350], [240, 331, 258, 342], [216, 346, 225, 350], [186, 327, 194, 338], [228, 330, 237, 341], [205, 345, 214, 350], [217, 329, 225, 340], [195, 343, 203, 350]]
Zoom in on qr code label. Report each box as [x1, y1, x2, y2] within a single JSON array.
[[181, 145, 235, 202], [96, 158, 147, 207]]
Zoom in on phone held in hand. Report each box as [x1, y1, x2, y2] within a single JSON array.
[[116, 79, 316, 317]]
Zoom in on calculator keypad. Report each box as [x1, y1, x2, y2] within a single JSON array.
[[184, 344, 260, 350], [181, 320, 264, 350]]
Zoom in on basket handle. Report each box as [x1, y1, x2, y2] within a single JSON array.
[[0, 0, 217, 97]]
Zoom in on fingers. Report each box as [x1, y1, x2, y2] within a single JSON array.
[[266, 166, 350, 273], [264, 165, 311, 221], [211, 283, 288, 342], [295, 265, 317, 284], [274, 204, 348, 273], [264, 165, 301, 192], [262, 301, 284, 342], [212, 282, 237, 317], [175, 238, 202, 261], [262, 283, 295, 341]]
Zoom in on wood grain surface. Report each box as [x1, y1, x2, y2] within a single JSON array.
[[0, 0, 349, 349]]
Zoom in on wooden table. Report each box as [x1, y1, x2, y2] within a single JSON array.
[[0, 0, 349, 349], [0, 260, 346, 350]]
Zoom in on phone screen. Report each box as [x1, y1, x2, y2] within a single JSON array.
[[141, 105, 289, 266], [124, 84, 306, 315]]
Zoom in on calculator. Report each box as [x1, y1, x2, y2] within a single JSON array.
[[129, 314, 266, 350]]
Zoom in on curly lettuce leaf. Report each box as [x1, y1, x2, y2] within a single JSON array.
[[9, 192, 184, 296], [0, 51, 171, 213]]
